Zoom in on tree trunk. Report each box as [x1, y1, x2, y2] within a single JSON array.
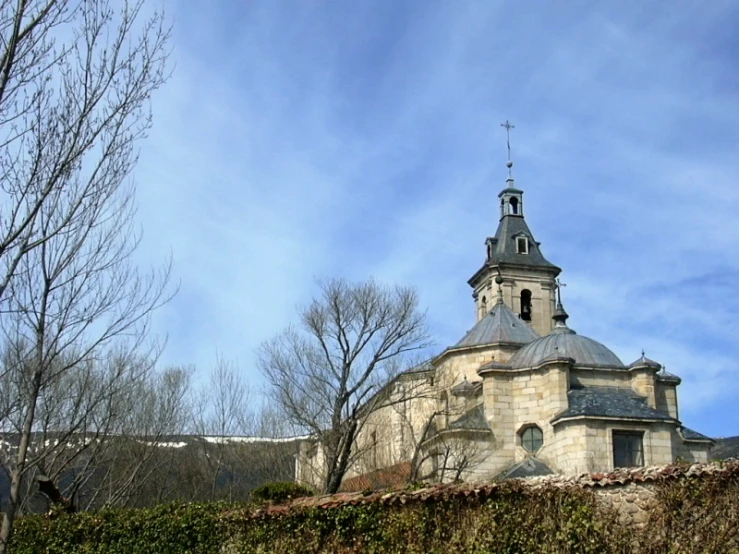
[[410, 411, 439, 482], [325, 420, 357, 494], [0, 375, 41, 554]]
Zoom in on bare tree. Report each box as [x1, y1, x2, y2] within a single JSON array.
[[193, 356, 254, 500], [0, 0, 171, 549], [345, 367, 488, 486], [406, 377, 488, 484], [238, 405, 305, 489], [411, 424, 487, 483], [259, 278, 431, 494], [80, 365, 193, 509]]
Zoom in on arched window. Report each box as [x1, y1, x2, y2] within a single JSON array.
[[509, 197, 519, 215], [519, 425, 543, 453], [480, 295, 488, 317], [520, 289, 532, 321]]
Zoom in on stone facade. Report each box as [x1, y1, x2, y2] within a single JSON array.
[[296, 165, 715, 492], [472, 267, 557, 337]]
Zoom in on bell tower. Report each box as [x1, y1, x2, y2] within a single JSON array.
[[468, 121, 560, 336]]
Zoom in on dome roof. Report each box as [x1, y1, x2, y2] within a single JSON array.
[[456, 297, 539, 347], [507, 325, 625, 370], [628, 353, 661, 369]]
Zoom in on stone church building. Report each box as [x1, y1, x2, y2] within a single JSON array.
[[297, 158, 714, 489]]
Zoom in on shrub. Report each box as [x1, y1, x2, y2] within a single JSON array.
[[250, 481, 315, 504], [8, 463, 739, 553]]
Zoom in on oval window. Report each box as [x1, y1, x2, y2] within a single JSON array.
[[520, 426, 543, 452]]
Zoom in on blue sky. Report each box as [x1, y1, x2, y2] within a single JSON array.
[[134, 1, 739, 437]]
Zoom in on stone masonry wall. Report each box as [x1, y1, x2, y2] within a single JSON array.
[[595, 482, 655, 526], [284, 461, 737, 532]]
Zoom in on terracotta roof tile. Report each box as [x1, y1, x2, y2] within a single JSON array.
[[255, 459, 738, 518], [339, 461, 412, 493]]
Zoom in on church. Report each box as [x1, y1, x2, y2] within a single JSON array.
[[296, 133, 715, 489]]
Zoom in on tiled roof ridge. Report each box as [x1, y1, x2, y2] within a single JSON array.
[[258, 459, 738, 516], [339, 461, 412, 493]]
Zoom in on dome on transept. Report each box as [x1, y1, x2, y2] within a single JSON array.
[[507, 302, 625, 369]]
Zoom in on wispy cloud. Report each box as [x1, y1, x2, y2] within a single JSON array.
[[132, 0, 739, 436]]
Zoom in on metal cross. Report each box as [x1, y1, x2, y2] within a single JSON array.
[[500, 120, 515, 178], [555, 278, 567, 304]]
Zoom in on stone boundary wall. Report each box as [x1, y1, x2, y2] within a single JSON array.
[[595, 482, 654, 526], [525, 460, 735, 526], [262, 459, 738, 527]]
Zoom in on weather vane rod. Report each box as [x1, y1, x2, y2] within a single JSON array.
[[555, 278, 567, 305], [500, 120, 515, 179]]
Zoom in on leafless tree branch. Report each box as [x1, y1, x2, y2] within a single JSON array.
[[259, 277, 431, 494], [0, 0, 172, 549]]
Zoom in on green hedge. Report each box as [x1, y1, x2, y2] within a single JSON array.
[[9, 467, 739, 554], [250, 481, 314, 504]]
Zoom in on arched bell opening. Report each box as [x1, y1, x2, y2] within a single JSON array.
[[520, 289, 532, 321]]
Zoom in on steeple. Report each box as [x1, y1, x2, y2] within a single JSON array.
[[499, 120, 524, 218], [468, 122, 561, 336]]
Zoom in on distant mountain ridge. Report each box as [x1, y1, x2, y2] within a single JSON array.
[[0, 433, 303, 512], [710, 436, 739, 461]]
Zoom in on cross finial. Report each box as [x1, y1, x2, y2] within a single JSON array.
[[500, 120, 515, 179], [555, 278, 567, 304]]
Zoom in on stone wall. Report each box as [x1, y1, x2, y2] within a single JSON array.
[[570, 367, 631, 388], [348, 372, 437, 481], [472, 268, 556, 337], [285, 460, 738, 533], [655, 382, 678, 419], [595, 482, 654, 526]]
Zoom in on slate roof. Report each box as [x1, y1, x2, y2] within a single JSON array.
[[497, 457, 554, 479], [450, 378, 480, 396], [456, 298, 539, 347], [628, 354, 661, 369], [448, 405, 491, 432], [508, 325, 625, 369], [477, 360, 513, 372], [405, 360, 434, 374], [678, 426, 713, 442], [551, 387, 675, 424], [656, 369, 681, 384], [487, 214, 559, 270]]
